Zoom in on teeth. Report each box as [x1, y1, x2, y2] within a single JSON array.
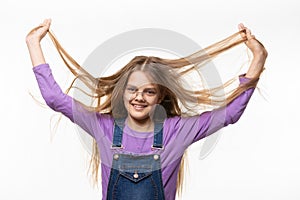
[[134, 105, 144, 108], [133, 104, 146, 109]]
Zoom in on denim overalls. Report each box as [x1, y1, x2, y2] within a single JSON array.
[[106, 119, 165, 200]]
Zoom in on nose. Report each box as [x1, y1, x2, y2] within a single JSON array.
[[133, 91, 145, 101]]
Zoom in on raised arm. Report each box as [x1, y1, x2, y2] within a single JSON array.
[[26, 19, 74, 119], [26, 19, 106, 139], [171, 24, 268, 148], [192, 24, 268, 142]]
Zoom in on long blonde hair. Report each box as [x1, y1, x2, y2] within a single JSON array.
[[29, 26, 263, 197]]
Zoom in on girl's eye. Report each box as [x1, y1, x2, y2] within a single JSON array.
[[145, 89, 157, 96], [126, 87, 136, 93]]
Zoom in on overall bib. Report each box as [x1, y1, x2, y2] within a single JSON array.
[[106, 120, 165, 200]]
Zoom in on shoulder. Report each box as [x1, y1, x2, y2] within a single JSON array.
[[97, 113, 114, 126], [164, 115, 201, 134], [165, 115, 203, 126]]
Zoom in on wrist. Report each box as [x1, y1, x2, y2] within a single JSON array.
[[26, 38, 41, 47]]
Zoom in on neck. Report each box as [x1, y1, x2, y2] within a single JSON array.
[[126, 116, 154, 132]]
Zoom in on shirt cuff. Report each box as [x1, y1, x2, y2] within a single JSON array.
[[239, 73, 257, 84], [32, 63, 50, 73]]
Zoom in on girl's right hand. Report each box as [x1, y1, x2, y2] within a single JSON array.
[[26, 19, 51, 46]]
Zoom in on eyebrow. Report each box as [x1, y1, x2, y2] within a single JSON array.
[[126, 84, 157, 89]]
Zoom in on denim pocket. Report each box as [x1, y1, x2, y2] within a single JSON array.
[[119, 171, 152, 183], [119, 165, 153, 182]]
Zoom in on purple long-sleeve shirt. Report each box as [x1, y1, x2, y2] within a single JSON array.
[[33, 63, 255, 200]]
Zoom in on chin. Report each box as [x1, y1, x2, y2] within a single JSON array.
[[128, 112, 150, 121]]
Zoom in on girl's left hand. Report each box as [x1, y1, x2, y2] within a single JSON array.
[[238, 23, 268, 59]]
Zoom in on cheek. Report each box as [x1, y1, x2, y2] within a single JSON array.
[[123, 93, 132, 103], [123, 94, 127, 103], [123, 94, 131, 110], [148, 97, 160, 105]]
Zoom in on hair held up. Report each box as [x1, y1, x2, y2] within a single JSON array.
[[28, 25, 263, 197]]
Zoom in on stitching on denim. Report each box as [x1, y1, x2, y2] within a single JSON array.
[[150, 176, 159, 200], [111, 172, 121, 200]]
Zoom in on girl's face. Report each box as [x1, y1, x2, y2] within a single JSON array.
[[123, 70, 160, 123]]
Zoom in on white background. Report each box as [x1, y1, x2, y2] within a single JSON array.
[[1, 0, 299, 199]]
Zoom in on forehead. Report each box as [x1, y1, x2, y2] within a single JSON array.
[[127, 71, 157, 87]]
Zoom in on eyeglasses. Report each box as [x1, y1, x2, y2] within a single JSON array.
[[125, 86, 158, 97]]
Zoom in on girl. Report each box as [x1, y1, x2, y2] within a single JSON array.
[[26, 19, 267, 200]]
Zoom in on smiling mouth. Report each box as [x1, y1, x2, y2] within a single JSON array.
[[131, 103, 147, 110]]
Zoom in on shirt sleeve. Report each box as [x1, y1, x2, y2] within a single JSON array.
[[33, 63, 107, 139], [166, 75, 256, 150], [192, 78, 255, 143]]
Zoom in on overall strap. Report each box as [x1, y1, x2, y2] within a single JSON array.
[[111, 118, 125, 149], [152, 122, 164, 149], [152, 105, 165, 149]]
